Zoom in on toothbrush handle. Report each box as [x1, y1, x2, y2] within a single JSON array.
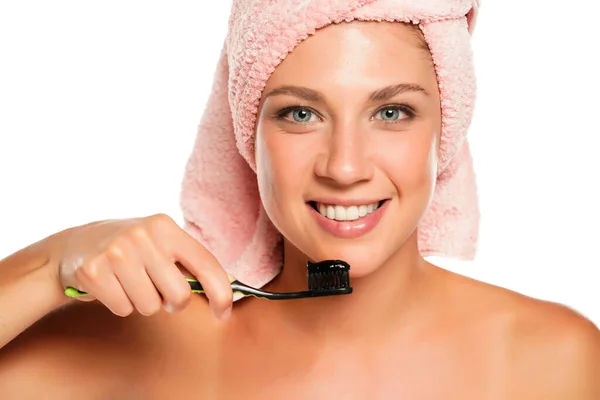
[[64, 278, 205, 297], [185, 278, 205, 293]]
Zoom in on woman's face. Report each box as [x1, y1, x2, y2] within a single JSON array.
[[255, 21, 441, 277]]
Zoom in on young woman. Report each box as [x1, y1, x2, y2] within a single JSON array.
[[0, 1, 598, 398]]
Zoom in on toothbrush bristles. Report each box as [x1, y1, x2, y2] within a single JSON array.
[[307, 260, 351, 291]]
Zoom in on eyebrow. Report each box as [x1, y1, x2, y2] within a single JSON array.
[[369, 83, 428, 101], [264, 83, 428, 103], [265, 85, 324, 102]]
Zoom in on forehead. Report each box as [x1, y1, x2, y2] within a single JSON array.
[[264, 21, 435, 91]]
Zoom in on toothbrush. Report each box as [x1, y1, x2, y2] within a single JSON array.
[[64, 259, 353, 300]]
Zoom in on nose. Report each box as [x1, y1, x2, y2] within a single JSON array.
[[314, 124, 374, 186]]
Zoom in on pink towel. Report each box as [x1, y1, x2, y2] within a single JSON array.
[[180, 0, 481, 295]]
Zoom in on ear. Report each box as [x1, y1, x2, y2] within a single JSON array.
[[466, 0, 480, 35]]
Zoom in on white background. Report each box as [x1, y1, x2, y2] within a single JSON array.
[[1, 1, 599, 325]]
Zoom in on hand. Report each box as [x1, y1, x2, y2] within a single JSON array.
[[57, 214, 233, 319]]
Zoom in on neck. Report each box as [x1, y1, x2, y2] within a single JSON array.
[[260, 232, 432, 341]]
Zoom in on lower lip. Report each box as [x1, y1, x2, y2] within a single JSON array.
[[308, 201, 388, 239]]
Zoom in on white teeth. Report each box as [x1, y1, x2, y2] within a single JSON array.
[[319, 203, 327, 215], [334, 205, 346, 221], [346, 206, 359, 221], [358, 205, 367, 217], [326, 205, 335, 219], [315, 201, 381, 221]]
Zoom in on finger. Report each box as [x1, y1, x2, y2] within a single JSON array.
[[107, 238, 163, 317], [74, 294, 97, 303], [76, 254, 134, 316], [164, 228, 233, 320], [130, 228, 191, 313]]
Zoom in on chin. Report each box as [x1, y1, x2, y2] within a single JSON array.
[[304, 240, 395, 279]]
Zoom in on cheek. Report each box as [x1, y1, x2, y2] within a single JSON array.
[[383, 129, 438, 195], [255, 128, 313, 215]]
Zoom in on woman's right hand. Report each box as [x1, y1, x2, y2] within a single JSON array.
[[56, 214, 233, 320]]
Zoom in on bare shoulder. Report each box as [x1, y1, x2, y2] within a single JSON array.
[[436, 266, 600, 398], [500, 291, 600, 398], [0, 298, 220, 399]]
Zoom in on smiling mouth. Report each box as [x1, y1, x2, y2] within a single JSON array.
[[308, 200, 386, 222]]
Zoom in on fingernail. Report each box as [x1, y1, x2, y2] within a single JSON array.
[[219, 306, 232, 321], [163, 302, 176, 314]]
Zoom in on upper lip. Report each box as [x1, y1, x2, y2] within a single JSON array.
[[308, 198, 387, 207]]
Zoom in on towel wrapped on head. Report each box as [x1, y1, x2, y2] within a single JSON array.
[[180, 0, 481, 296]]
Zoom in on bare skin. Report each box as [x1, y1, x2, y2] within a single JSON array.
[[0, 21, 598, 399], [1, 259, 598, 399]]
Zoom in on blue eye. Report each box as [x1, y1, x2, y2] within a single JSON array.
[[275, 107, 318, 123], [376, 107, 405, 121], [291, 108, 313, 123]]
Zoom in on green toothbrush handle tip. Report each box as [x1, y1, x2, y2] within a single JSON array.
[[64, 287, 89, 297]]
